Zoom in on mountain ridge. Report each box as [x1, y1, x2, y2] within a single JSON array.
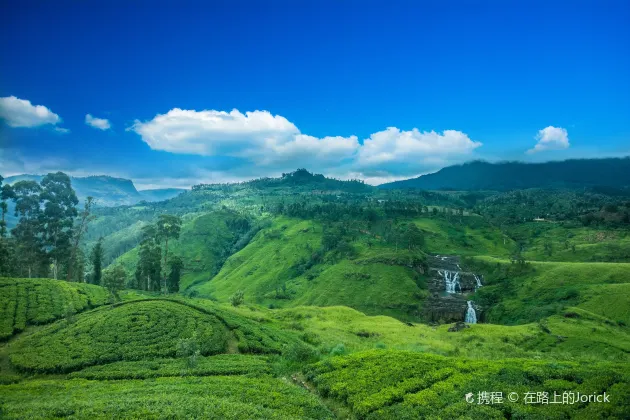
[[378, 157, 630, 191]]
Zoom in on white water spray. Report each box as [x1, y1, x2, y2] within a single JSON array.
[[438, 270, 461, 293], [473, 274, 483, 289], [465, 301, 477, 324]]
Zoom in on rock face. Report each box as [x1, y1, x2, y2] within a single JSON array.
[[448, 321, 470, 332], [423, 255, 483, 323]]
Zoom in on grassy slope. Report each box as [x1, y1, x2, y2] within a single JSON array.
[[274, 305, 630, 362], [194, 217, 427, 319], [472, 257, 630, 326], [508, 222, 630, 262], [413, 216, 514, 257], [116, 210, 249, 290]]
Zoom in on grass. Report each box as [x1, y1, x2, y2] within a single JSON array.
[[507, 222, 630, 262], [469, 257, 630, 325], [274, 305, 630, 362], [0, 278, 109, 340], [0, 375, 334, 419], [305, 350, 630, 419], [413, 216, 514, 257]]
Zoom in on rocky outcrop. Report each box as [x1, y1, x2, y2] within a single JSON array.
[[423, 255, 483, 323]]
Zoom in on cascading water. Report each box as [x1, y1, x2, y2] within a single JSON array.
[[465, 301, 477, 324], [438, 270, 461, 293], [473, 274, 483, 289]]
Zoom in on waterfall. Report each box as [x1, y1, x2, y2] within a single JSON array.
[[473, 274, 483, 288], [438, 270, 461, 293], [465, 301, 477, 324]]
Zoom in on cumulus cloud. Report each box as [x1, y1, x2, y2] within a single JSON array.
[[129, 107, 482, 181], [0, 96, 62, 128], [527, 126, 570, 154], [85, 114, 111, 130], [129, 109, 299, 156], [356, 127, 482, 174]]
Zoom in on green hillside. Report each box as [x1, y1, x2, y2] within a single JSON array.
[[470, 257, 630, 326], [306, 350, 630, 419], [0, 278, 109, 340]]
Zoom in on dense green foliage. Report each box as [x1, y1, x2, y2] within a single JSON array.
[[8, 300, 228, 372], [0, 277, 109, 340], [68, 354, 270, 379], [306, 350, 630, 419], [0, 376, 334, 419]]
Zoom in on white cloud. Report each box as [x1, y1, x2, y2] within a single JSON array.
[[0, 96, 62, 128], [54, 127, 71, 134], [129, 107, 482, 181], [527, 126, 570, 154], [129, 108, 299, 156], [85, 114, 111, 130]]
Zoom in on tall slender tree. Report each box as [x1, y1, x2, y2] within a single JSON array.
[[90, 238, 104, 285], [167, 256, 183, 293], [11, 180, 44, 278], [156, 215, 181, 292], [67, 197, 94, 281], [39, 173, 78, 279]]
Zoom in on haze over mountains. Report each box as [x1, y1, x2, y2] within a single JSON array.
[[379, 157, 630, 191], [4, 174, 186, 207]]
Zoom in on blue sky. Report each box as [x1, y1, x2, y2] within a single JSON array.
[[1, 0, 629, 188]]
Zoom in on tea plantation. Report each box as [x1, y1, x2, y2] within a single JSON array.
[[0, 376, 334, 419], [306, 350, 630, 419], [0, 277, 109, 340], [8, 300, 229, 372]]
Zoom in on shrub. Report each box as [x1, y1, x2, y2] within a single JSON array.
[[230, 290, 245, 307]]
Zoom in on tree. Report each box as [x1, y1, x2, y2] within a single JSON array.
[[167, 256, 184, 293], [403, 223, 424, 250], [134, 224, 162, 291], [102, 264, 127, 300], [0, 176, 15, 238], [0, 176, 16, 277], [156, 215, 182, 292], [230, 290, 245, 307], [67, 197, 94, 281], [39, 172, 78, 279], [11, 180, 44, 278], [90, 238, 104, 285]]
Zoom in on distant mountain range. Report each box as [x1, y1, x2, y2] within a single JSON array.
[[4, 174, 186, 207], [378, 157, 630, 191]]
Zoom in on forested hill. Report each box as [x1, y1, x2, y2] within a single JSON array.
[[4, 174, 185, 207], [378, 157, 630, 191]]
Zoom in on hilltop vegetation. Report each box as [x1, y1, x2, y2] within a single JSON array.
[[0, 277, 109, 340]]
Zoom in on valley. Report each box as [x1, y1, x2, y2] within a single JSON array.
[[0, 167, 629, 418]]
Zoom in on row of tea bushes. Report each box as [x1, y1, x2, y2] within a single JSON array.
[[0, 277, 109, 340], [68, 354, 271, 380], [0, 375, 334, 419], [306, 350, 630, 419], [8, 300, 228, 373]]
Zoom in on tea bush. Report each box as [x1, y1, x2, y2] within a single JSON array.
[[0, 376, 334, 419], [8, 300, 228, 373], [68, 354, 270, 380], [306, 350, 630, 419], [0, 277, 109, 340]]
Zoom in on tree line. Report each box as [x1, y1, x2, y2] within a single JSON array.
[[0, 173, 184, 298]]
